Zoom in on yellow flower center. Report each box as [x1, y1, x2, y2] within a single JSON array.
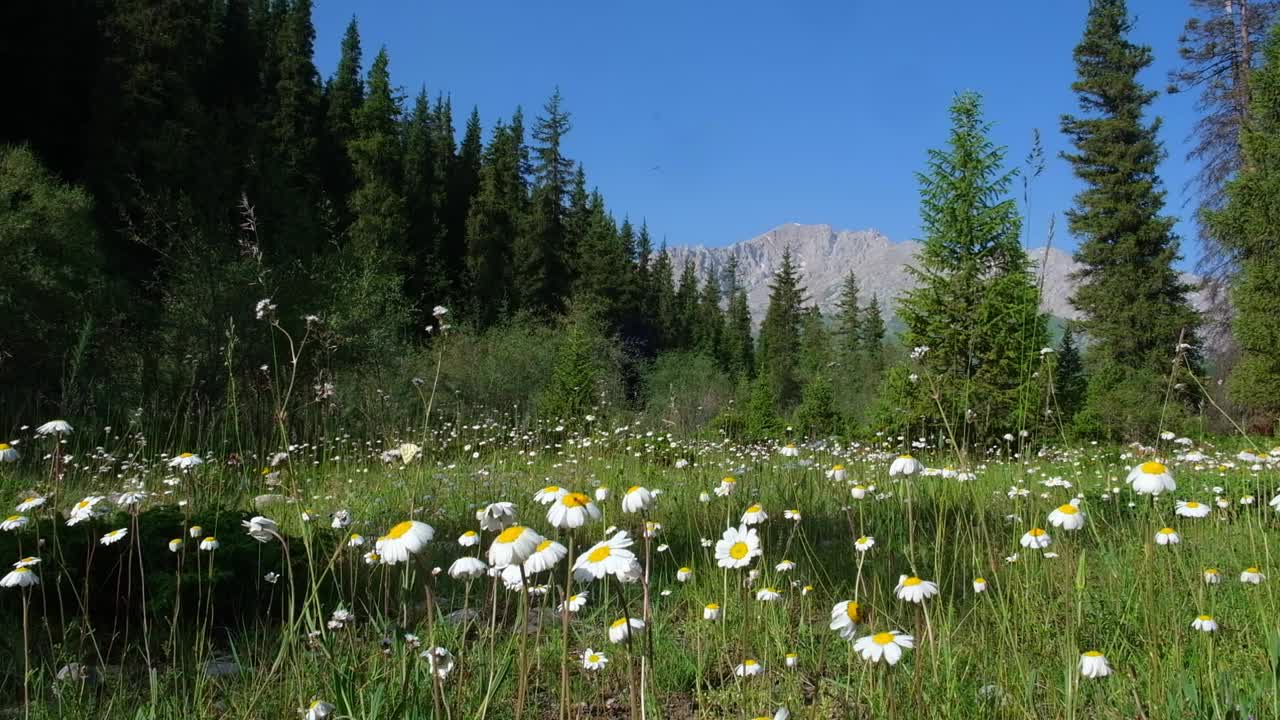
[[743, 659, 758, 666], [541, 486, 561, 495], [561, 493, 590, 508], [386, 521, 415, 539], [626, 485, 643, 495], [1140, 461, 1167, 474], [610, 618, 628, 629], [5, 515, 18, 522], [75, 500, 90, 510], [587, 546, 612, 562], [678, 566, 691, 574], [179, 452, 194, 458], [1185, 501, 1201, 508], [871, 632, 895, 645], [1029, 528, 1046, 537], [535, 540, 554, 552], [974, 577, 986, 584], [746, 504, 762, 514], [1082, 650, 1103, 657], [902, 576, 922, 586], [845, 602, 861, 622], [496, 526, 526, 543], [587, 654, 600, 663], [1159, 528, 1175, 535], [833, 464, 844, 471], [1057, 504, 1078, 514], [1198, 614, 1212, 621], [898, 454, 913, 460], [728, 542, 749, 560], [203, 537, 215, 543], [722, 477, 735, 484], [350, 534, 362, 540], [1246, 567, 1259, 573], [462, 531, 476, 538], [706, 603, 720, 610], [0, 444, 9, 450], [1205, 568, 1218, 574], [14, 567, 29, 574]]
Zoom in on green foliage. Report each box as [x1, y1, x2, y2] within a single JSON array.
[[1062, 0, 1201, 436], [744, 374, 784, 439], [1053, 325, 1087, 424], [0, 146, 112, 402], [1207, 22, 1280, 429], [898, 92, 1048, 440], [722, 256, 755, 378], [644, 352, 735, 434], [538, 308, 621, 424], [793, 372, 839, 438]]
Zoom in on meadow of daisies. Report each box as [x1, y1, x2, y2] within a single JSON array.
[[2, 421, 1280, 720]]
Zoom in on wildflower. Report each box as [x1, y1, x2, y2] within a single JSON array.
[[829, 600, 861, 639], [524, 539, 568, 573], [448, 556, 487, 580], [1, 567, 39, 588], [347, 533, 366, 547], [265, 572, 279, 584], [1078, 651, 1111, 679], [117, 491, 146, 506], [560, 592, 588, 613], [573, 531, 638, 582], [2, 515, 28, 532], [850, 485, 869, 499], [714, 525, 762, 569], [1191, 615, 1218, 632], [1048, 501, 1085, 530], [741, 503, 768, 525], [780, 444, 800, 457], [35, 420, 73, 436], [15, 497, 45, 512], [423, 646, 455, 679], [476, 502, 517, 531], [783, 508, 802, 521], [674, 459, 690, 469], [827, 465, 847, 481], [304, 700, 334, 720], [1020, 528, 1052, 549], [14, 557, 39, 568], [853, 631, 913, 665], [363, 551, 381, 566], [855, 536, 875, 552], [608, 617, 644, 644], [973, 577, 987, 593], [488, 526, 543, 568], [676, 567, 693, 582], [735, 658, 764, 676], [199, 537, 220, 551], [100, 528, 128, 545], [1154, 528, 1180, 546], [375, 521, 435, 565], [547, 492, 600, 529], [889, 455, 923, 477], [775, 559, 795, 572], [755, 587, 782, 602], [242, 516, 280, 543], [168, 452, 203, 470], [0, 443, 18, 462], [168, 539, 183, 552], [1240, 567, 1266, 584], [330, 510, 351, 529], [594, 487, 610, 502], [1175, 501, 1211, 518], [582, 648, 608, 670], [715, 477, 737, 496], [533, 486, 567, 505], [189, 525, 203, 539], [621, 486, 655, 513], [644, 521, 662, 538], [1203, 568, 1221, 585], [895, 575, 939, 603], [703, 603, 722, 621], [784, 652, 799, 668], [1126, 461, 1175, 495], [67, 496, 105, 526]]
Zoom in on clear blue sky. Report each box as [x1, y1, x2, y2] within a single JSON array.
[[313, 0, 1203, 270]]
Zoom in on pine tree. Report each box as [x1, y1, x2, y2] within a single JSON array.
[[347, 47, 406, 257], [270, 0, 323, 194], [860, 295, 887, 376], [721, 255, 755, 378], [443, 106, 482, 305], [757, 247, 807, 410], [673, 258, 700, 351], [899, 91, 1047, 438], [835, 271, 862, 363], [519, 89, 574, 315], [1207, 22, 1280, 430], [465, 117, 526, 327], [1053, 325, 1087, 423], [795, 372, 839, 438], [695, 270, 726, 363], [404, 87, 444, 315], [798, 307, 831, 378], [322, 16, 363, 220], [1062, 0, 1200, 435], [539, 308, 605, 424], [650, 248, 678, 351]]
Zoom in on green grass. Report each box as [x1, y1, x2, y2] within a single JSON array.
[[2, 430, 1279, 719]]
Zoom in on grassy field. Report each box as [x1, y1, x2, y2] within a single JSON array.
[[2, 424, 1279, 719]]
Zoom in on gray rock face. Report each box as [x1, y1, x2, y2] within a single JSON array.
[[667, 223, 1206, 326]]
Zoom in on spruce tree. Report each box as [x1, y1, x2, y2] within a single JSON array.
[[722, 255, 755, 378], [1207, 22, 1280, 429], [695, 270, 726, 364], [899, 91, 1047, 438], [519, 89, 574, 315], [860, 295, 886, 376], [443, 107, 482, 305], [347, 48, 406, 257], [322, 16, 363, 218], [1054, 325, 1087, 423], [798, 307, 832, 378], [404, 87, 443, 315], [835, 271, 862, 363], [1062, 0, 1200, 435], [650, 248, 678, 351], [465, 118, 525, 327], [757, 247, 807, 410], [673, 258, 700, 351]]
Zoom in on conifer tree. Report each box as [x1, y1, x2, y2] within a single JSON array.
[[695, 271, 726, 363], [722, 255, 755, 378], [1207, 22, 1280, 429], [798, 307, 832, 378], [270, 0, 324, 193], [899, 91, 1047, 437], [673, 258, 700, 351], [442, 107, 482, 304], [757, 247, 807, 410], [519, 89, 574, 315], [404, 87, 443, 314], [1053, 325, 1087, 423], [795, 372, 839, 438], [835, 271, 862, 362], [1062, 0, 1200, 435], [860, 295, 887, 376], [650, 248, 678, 351], [347, 48, 406, 257], [322, 16, 363, 218], [465, 118, 526, 327]]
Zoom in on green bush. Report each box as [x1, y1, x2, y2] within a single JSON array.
[[644, 352, 734, 435]]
